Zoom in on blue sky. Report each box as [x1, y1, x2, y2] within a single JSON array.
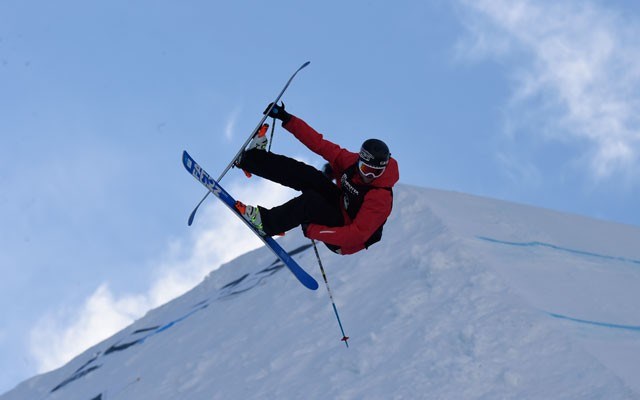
[[2, 0, 640, 394]]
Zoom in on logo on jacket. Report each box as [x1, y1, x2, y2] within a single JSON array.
[[341, 174, 360, 196], [341, 172, 360, 211]]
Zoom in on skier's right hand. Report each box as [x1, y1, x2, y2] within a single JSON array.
[[263, 102, 292, 124], [301, 223, 310, 237]]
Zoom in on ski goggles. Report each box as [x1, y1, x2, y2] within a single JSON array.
[[358, 159, 386, 179]]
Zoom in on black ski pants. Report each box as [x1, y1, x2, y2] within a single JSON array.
[[237, 149, 344, 236]]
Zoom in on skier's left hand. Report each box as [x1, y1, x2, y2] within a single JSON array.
[[264, 102, 292, 124]]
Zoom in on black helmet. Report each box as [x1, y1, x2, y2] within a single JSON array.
[[359, 139, 390, 168]]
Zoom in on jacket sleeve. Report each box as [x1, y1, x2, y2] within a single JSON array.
[[284, 116, 356, 172], [304, 189, 393, 254]]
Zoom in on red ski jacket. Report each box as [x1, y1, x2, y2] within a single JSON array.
[[284, 116, 399, 255]]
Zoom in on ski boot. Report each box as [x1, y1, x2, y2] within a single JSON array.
[[235, 123, 269, 178], [247, 123, 269, 151], [235, 201, 265, 235]]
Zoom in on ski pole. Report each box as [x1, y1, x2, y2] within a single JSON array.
[[267, 116, 276, 152], [311, 239, 349, 347]]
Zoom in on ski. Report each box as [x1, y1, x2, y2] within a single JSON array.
[[182, 150, 319, 291], [187, 61, 311, 226]]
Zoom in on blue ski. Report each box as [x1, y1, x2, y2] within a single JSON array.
[[182, 150, 319, 291]]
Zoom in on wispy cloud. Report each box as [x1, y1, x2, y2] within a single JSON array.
[[456, 0, 640, 181], [496, 151, 542, 187], [29, 178, 297, 373], [224, 107, 242, 141]]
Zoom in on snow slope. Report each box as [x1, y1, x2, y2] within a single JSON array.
[[3, 184, 640, 399]]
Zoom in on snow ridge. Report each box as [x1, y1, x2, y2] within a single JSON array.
[[3, 184, 639, 399]]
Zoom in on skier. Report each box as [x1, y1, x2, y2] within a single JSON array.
[[234, 103, 399, 255]]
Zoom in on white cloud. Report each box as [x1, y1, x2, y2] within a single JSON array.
[[457, 0, 640, 181], [29, 284, 147, 372], [29, 178, 297, 373]]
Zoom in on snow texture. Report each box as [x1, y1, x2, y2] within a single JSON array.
[[2, 184, 639, 399]]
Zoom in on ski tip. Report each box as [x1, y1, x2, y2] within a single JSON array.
[[302, 61, 311, 68], [182, 150, 191, 169], [187, 209, 197, 226]]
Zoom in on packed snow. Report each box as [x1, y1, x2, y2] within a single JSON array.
[[3, 184, 639, 399]]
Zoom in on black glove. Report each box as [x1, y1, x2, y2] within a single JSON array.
[[322, 163, 334, 178], [263, 102, 292, 125], [301, 223, 310, 237]]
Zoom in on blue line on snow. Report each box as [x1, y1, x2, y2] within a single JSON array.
[[476, 236, 640, 332], [477, 236, 640, 266], [547, 312, 640, 332]]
